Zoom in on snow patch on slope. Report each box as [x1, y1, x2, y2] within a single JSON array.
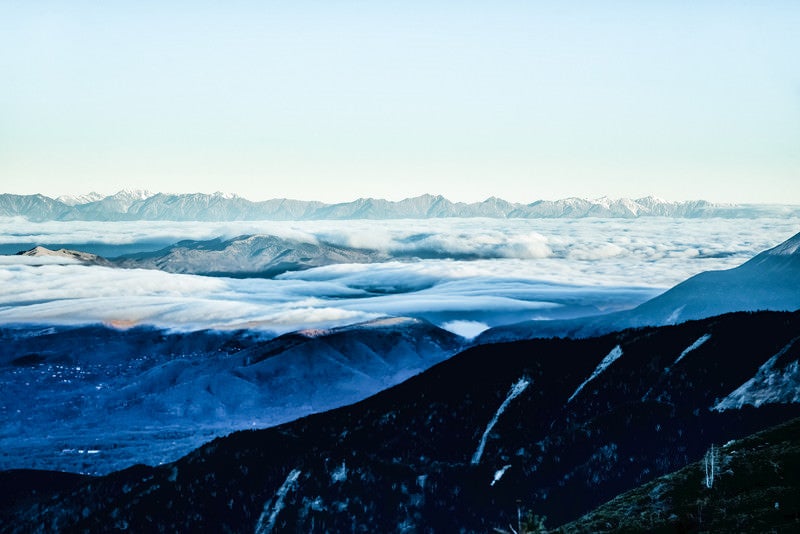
[[568, 345, 623, 403], [255, 468, 302, 534], [665, 306, 685, 325], [674, 334, 711, 365], [491, 464, 512, 486], [471, 377, 530, 465], [714, 338, 800, 410]]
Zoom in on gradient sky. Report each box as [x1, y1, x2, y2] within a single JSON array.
[[1, 1, 799, 203]]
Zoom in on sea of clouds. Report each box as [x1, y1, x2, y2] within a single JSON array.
[[0, 217, 797, 336]]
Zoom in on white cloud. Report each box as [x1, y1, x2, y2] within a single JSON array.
[[0, 255, 82, 266], [441, 320, 490, 339], [0, 258, 654, 334], [2, 216, 795, 281], [0, 217, 797, 333]]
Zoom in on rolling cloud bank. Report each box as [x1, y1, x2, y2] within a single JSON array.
[[1, 217, 798, 334]]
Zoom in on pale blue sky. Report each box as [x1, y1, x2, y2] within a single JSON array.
[[1, 1, 798, 203]]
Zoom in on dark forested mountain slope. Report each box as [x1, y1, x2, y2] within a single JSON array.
[[3, 311, 800, 532], [553, 416, 800, 533]]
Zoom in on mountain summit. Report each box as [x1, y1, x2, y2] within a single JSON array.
[[16, 246, 110, 266]]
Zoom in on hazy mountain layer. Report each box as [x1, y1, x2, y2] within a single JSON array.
[[0, 319, 462, 474], [3, 191, 799, 221]]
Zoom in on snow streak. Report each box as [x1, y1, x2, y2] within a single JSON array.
[[714, 338, 800, 411], [471, 377, 530, 465], [491, 464, 512, 486], [568, 345, 623, 403], [254, 468, 302, 534], [674, 334, 711, 365], [665, 306, 685, 325]]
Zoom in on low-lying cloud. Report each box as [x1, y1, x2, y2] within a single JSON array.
[[0, 260, 657, 334], [2, 217, 796, 274], [0, 217, 797, 334]]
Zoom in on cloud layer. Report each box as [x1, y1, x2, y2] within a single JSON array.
[[0, 217, 797, 334], [0, 260, 657, 335]]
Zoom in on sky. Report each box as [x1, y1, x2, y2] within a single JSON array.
[[1, 1, 799, 204]]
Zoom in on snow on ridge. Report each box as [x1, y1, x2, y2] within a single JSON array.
[[255, 468, 302, 534], [567, 345, 623, 403], [673, 334, 711, 365], [714, 338, 800, 411], [56, 192, 105, 205], [665, 305, 685, 325], [471, 377, 531, 465], [361, 317, 419, 328], [764, 232, 800, 256]]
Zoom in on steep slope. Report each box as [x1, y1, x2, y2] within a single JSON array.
[[481, 230, 800, 343], [620, 231, 800, 327], [553, 417, 800, 533], [4, 311, 800, 532], [0, 194, 75, 221], [0, 318, 462, 474]]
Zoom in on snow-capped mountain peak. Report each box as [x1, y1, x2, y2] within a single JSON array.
[[108, 189, 155, 204], [56, 192, 105, 205]]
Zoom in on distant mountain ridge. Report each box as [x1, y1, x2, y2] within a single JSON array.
[[0, 318, 463, 474], [2, 191, 798, 221]]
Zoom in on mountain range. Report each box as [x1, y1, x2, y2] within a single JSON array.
[[3, 190, 799, 221]]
